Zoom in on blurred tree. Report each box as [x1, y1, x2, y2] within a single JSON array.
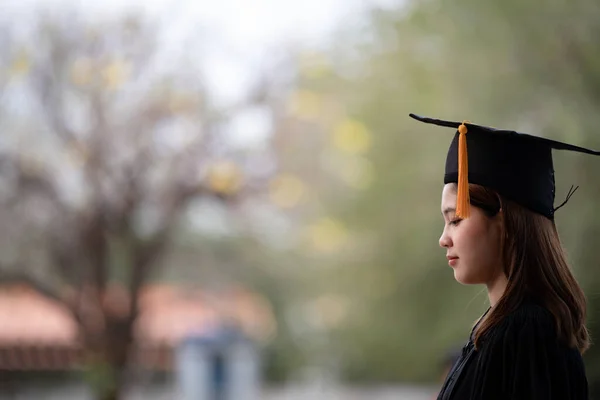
[[0, 12, 275, 400]]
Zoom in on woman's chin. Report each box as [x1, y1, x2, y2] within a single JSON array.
[[453, 269, 480, 285]]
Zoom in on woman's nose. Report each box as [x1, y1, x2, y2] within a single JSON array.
[[439, 229, 452, 249]]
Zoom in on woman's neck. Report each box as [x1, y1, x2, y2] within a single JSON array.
[[486, 273, 508, 307]]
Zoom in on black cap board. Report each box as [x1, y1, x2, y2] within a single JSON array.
[[409, 113, 600, 219]]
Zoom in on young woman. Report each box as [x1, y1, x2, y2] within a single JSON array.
[[409, 113, 599, 400]]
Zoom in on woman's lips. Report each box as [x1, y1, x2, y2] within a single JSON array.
[[447, 256, 458, 267]]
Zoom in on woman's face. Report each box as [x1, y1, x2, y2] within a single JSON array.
[[439, 184, 504, 285]]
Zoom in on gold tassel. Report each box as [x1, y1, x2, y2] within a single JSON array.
[[456, 121, 470, 218]]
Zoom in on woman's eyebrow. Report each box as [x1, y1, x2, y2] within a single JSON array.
[[442, 207, 456, 216]]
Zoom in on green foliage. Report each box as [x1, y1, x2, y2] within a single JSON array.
[[283, 0, 600, 388]]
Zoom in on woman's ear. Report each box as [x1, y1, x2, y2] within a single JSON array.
[[497, 208, 508, 239], [492, 207, 504, 236]]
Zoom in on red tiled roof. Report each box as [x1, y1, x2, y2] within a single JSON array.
[[0, 285, 78, 345], [0, 283, 276, 370], [135, 285, 276, 345]]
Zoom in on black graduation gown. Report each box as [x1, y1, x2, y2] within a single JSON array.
[[437, 301, 588, 400]]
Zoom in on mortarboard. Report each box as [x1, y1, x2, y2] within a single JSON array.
[[409, 113, 600, 219]]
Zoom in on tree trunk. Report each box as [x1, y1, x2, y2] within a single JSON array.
[[99, 384, 122, 400], [85, 360, 123, 400], [85, 315, 134, 400]]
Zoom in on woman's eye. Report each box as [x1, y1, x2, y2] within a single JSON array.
[[449, 218, 462, 226]]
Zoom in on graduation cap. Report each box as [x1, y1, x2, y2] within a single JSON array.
[[409, 113, 600, 219]]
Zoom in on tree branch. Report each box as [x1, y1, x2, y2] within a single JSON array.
[[15, 165, 64, 207]]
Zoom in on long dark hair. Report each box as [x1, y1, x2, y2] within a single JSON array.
[[468, 184, 590, 354]]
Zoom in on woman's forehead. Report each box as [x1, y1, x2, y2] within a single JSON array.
[[441, 184, 457, 213], [442, 183, 457, 195]]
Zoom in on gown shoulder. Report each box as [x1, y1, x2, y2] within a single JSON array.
[[466, 302, 588, 400]]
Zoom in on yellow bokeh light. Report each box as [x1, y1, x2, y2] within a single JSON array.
[[338, 157, 375, 190], [101, 59, 132, 91], [9, 51, 30, 78], [207, 161, 242, 196], [287, 89, 322, 120], [306, 217, 348, 254], [70, 57, 94, 87], [332, 119, 372, 155], [298, 51, 332, 80], [269, 173, 307, 209]]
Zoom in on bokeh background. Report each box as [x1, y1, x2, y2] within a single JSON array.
[[1, 0, 600, 399]]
